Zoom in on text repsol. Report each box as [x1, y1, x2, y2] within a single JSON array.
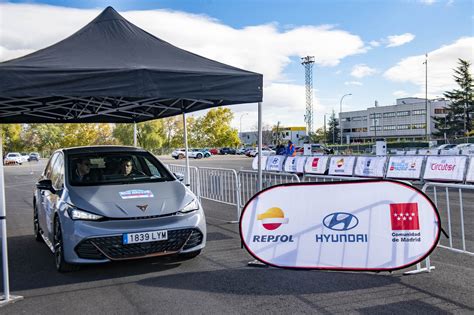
[[253, 235, 294, 243]]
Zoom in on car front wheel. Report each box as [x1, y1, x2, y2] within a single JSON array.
[[33, 205, 43, 242], [196, 153, 203, 159], [54, 217, 79, 272]]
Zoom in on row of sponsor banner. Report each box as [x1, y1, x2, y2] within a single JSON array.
[[253, 155, 474, 183]]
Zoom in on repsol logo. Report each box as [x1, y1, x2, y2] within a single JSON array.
[[315, 234, 368, 243], [252, 235, 294, 243]]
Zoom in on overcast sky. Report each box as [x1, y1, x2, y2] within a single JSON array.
[[0, 0, 472, 131]]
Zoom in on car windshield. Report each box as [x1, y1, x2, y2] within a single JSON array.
[[68, 151, 174, 186]]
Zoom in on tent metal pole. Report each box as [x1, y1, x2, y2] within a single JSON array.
[[257, 102, 262, 191], [133, 122, 137, 147], [0, 132, 23, 306], [182, 112, 190, 186]]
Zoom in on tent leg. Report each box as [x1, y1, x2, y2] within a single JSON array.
[[0, 132, 23, 307], [133, 122, 137, 147], [182, 112, 190, 186], [257, 102, 263, 191]]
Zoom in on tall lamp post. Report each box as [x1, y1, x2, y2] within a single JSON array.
[[339, 93, 352, 145], [423, 53, 428, 141], [239, 112, 248, 145]]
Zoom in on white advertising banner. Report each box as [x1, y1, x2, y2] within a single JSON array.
[[423, 156, 467, 182], [240, 181, 440, 270], [252, 156, 268, 170], [466, 157, 474, 183], [304, 156, 329, 174], [386, 156, 425, 180], [284, 156, 307, 173], [354, 156, 387, 178], [328, 156, 356, 176], [265, 155, 286, 172]]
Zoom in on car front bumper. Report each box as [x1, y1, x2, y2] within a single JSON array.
[[61, 209, 206, 264]]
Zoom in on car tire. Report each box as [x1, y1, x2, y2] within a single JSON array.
[[196, 153, 203, 159], [33, 205, 43, 243], [178, 154, 184, 159], [178, 249, 201, 260], [205, 153, 210, 158], [54, 217, 80, 272]]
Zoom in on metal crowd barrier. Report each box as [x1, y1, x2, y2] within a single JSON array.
[[238, 170, 300, 209], [198, 167, 241, 222], [422, 182, 473, 256], [167, 164, 201, 199], [302, 174, 370, 182]]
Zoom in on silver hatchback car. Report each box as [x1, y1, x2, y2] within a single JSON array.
[[34, 146, 206, 272]]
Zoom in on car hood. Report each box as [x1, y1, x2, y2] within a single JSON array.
[[67, 181, 195, 218]]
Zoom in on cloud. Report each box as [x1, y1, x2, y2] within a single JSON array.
[[384, 37, 474, 98], [419, 0, 436, 4], [345, 81, 363, 86], [393, 90, 409, 97], [351, 64, 377, 78], [386, 33, 415, 47], [0, 3, 367, 84], [369, 40, 381, 47]]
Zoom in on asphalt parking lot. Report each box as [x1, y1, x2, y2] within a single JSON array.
[[1, 157, 473, 314]]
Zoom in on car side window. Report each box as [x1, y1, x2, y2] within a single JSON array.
[[50, 154, 64, 190], [44, 153, 59, 179], [51, 154, 64, 190]]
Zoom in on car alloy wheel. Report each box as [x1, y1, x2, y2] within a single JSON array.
[[196, 153, 203, 159], [54, 218, 79, 272], [178, 154, 184, 159]]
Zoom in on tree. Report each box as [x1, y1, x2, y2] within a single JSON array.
[[194, 108, 240, 147], [433, 59, 473, 139], [114, 121, 165, 152], [1, 124, 23, 153], [326, 110, 340, 144], [309, 127, 325, 143]]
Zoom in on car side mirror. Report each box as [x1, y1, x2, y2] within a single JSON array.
[[173, 172, 185, 182], [36, 179, 56, 193]]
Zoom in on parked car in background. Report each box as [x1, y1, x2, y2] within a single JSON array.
[[455, 143, 474, 154], [4, 152, 23, 165], [209, 148, 219, 155], [237, 147, 252, 155], [172, 148, 205, 159], [34, 146, 206, 271], [197, 149, 212, 158], [28, 152, 40, 162], [248, 147, 276, 157], [20, 153, 29, 163], [220, 147, 236, 155], [436, 144, 457, 150]]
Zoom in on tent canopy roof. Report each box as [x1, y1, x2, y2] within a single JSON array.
[[0, 7, 262, 123]]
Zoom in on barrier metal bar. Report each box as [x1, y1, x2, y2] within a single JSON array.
[[239, 170, 300, 209], [167, 164, 200, 200], [198, 167, 241, 222], [422, 182, 474, 256], [302, 174, 371, 182]]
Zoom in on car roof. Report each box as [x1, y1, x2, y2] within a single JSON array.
[[59, 145, 147, 155]]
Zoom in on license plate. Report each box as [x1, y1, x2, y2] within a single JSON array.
[[123, 230, 168, 244]]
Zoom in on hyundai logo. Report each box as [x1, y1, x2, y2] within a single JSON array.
[[323, 212, 359, 231]]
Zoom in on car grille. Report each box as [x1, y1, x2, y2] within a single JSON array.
[[75, 228, 203, 260]]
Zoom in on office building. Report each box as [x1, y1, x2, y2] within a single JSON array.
[[339, 98, 449, 142]]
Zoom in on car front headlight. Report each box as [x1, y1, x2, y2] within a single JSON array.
[[67, 205, 104, 221], [179, 199, 199, 214]]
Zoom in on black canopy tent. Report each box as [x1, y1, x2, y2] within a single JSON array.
[[0, 7, 264, 305]]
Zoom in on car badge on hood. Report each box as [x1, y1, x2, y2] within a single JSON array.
[[136, 204, 149, 212]]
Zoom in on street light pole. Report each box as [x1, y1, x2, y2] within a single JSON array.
[[339, 93, 352, 145], [424, 53, 428, 141]]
